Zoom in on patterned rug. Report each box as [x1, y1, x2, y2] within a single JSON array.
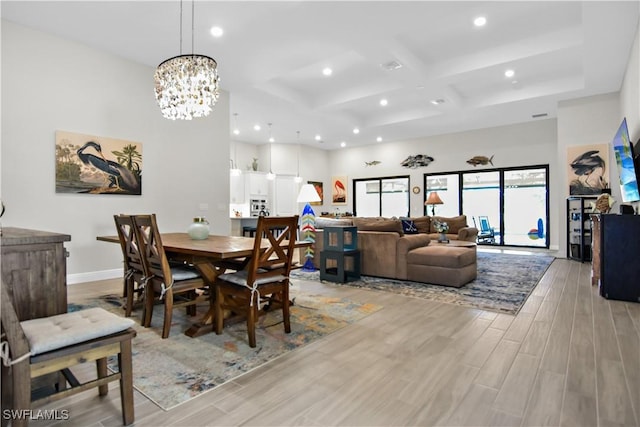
[[70, 290, 381, 411], [292, 251, 555, 315]]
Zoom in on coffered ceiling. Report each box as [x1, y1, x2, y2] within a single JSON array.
[[2, 1, 639, 149]]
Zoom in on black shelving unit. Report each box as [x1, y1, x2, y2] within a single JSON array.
[[566, 196, 597, 262]]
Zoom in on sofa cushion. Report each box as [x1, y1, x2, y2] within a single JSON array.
[[410, 216, 431, 234], [352, 217, 403, 234], [315, 217, 353, 229], [430, 215, 468, 234], [400, 218, 418, 234]]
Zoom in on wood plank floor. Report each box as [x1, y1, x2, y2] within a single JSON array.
[[28, 254, 640, 427]]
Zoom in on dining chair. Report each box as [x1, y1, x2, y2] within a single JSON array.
[[131, 214, 209, 339], [214, 215, 299, 348], [0, 281, 136, 426], [113, 214, 146, 318]]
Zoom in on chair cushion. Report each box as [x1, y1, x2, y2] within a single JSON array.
[[171, 265, 201, 281], [218, 270, 287, 287], [20, 308, 135, 356]]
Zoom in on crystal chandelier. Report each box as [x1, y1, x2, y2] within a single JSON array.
[[154, 0, 219, 120]]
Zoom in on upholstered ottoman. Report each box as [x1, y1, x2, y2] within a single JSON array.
[[406, 244, 477, 287]]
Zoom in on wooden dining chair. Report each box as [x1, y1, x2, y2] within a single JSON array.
[[131, 214, 209, 339], [214, 215, 299, 348], [0, 281, 136, 426], [113, 214, 146, 318]]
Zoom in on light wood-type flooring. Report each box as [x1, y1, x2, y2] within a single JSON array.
[[27, 254, 640, 426]]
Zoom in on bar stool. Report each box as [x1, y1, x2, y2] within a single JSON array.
[[243, 226, 257, 237]]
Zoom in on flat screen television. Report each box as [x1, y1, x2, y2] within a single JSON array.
[[611, 118, 640, 203]]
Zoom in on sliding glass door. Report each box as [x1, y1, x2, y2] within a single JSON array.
[[354, 176, 409, 217], [424, 165, 549, 248], [462, 171, 501, 244]]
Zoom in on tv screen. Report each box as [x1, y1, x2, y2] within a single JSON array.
[[611, 118, 640, 202]]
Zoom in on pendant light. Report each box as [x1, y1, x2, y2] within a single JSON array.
[[266, 123, 276, 180], [294, 131, 303, 183], [154, 0, 219, 120]]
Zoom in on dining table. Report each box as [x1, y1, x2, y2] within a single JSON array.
[[97, 233, 309, 337]]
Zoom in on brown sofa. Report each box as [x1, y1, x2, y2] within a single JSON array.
[[306, 216, 478, 286]]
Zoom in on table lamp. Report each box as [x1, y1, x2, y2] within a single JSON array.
[[297, 183, 322, 271], [425, 191, 443, 216]]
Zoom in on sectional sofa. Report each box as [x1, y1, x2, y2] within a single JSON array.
[[307, 216, 479, 287]]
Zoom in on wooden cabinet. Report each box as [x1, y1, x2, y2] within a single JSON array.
[[274, 175, 298, 216], [566, 196, 596, 262], [1, 227, 71, 320], [590, 214, 601, 286], [597, 214, 640, 303]]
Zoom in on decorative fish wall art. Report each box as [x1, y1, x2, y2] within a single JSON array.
[[401, 154, 434, 168], [467, 155, 494, 167], [365, 160, 381, 166]]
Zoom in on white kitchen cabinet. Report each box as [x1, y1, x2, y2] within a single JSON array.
[[247, 172, 270, 197], [230, 173, 245, 203], [274, 175, 299, 216]]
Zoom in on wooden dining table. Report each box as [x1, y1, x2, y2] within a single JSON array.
[[97, 233, 309, 337]]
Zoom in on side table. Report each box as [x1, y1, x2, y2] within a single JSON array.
[[318, 226, 361, 283]]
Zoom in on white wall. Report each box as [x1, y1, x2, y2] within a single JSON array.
[[1, 20, 231, 282], [328, 119, 557, 217]]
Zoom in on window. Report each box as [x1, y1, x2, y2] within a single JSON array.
[[353, 176, 409, 217]]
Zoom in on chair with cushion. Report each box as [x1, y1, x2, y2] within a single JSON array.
[[0, 281, 136, 426], [132, 214, 209, 339], [214, 215, 299, 348], [113, 214, 146, 318]]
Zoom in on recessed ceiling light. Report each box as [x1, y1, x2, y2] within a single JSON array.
[[253, 124, 261, 131], [380, 99, 388, 106], [376, 137, 382, 142], [353, 128, 360, 134], [431, 99, 445, 105], [233, 128, 240, 135], [474, 16, 487, 27], [322, 67, 333, 76], [505, 69, 515, 78], [340, 141, 347, 148], [210, 26, 224, 37], [315, 134, 322, 141]]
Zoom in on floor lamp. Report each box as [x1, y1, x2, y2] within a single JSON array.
[[297, 183, 321, 271]]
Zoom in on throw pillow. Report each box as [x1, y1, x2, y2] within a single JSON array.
[[400, 218, 418, 234], [410, 216, 431, 234], [352, 217, 403, 234]]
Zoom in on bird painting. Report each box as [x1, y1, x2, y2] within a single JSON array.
[[55, 131, 143, 195], [332, 177, 347, 204], [568, 147, 608, 195], [76, 141, 141, 194]]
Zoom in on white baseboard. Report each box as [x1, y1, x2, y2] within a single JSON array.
[[67, 269, 121, 285]]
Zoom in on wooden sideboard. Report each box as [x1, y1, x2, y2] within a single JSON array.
[[1, 227, 71, 320]]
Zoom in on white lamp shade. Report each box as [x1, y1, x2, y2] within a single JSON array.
[[297, 184, 321, 203]]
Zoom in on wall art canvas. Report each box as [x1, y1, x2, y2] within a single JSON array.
[[331, 176, 347, 205], [308, 181, 323, 206], [567, 144, 609, 196], [55, 130, 142, 195]]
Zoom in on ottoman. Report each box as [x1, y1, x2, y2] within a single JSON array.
[[406, 244, 477, 287]]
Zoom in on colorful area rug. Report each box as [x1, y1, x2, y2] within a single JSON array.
[[292, 251, 555, 315], [70, 291, 381, 411]]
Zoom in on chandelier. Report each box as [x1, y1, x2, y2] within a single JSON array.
[[154, 1, 220, 120]]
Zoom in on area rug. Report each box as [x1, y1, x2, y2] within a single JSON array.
[[70, 291, 381, 411], [292, 251, 555, 315]]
